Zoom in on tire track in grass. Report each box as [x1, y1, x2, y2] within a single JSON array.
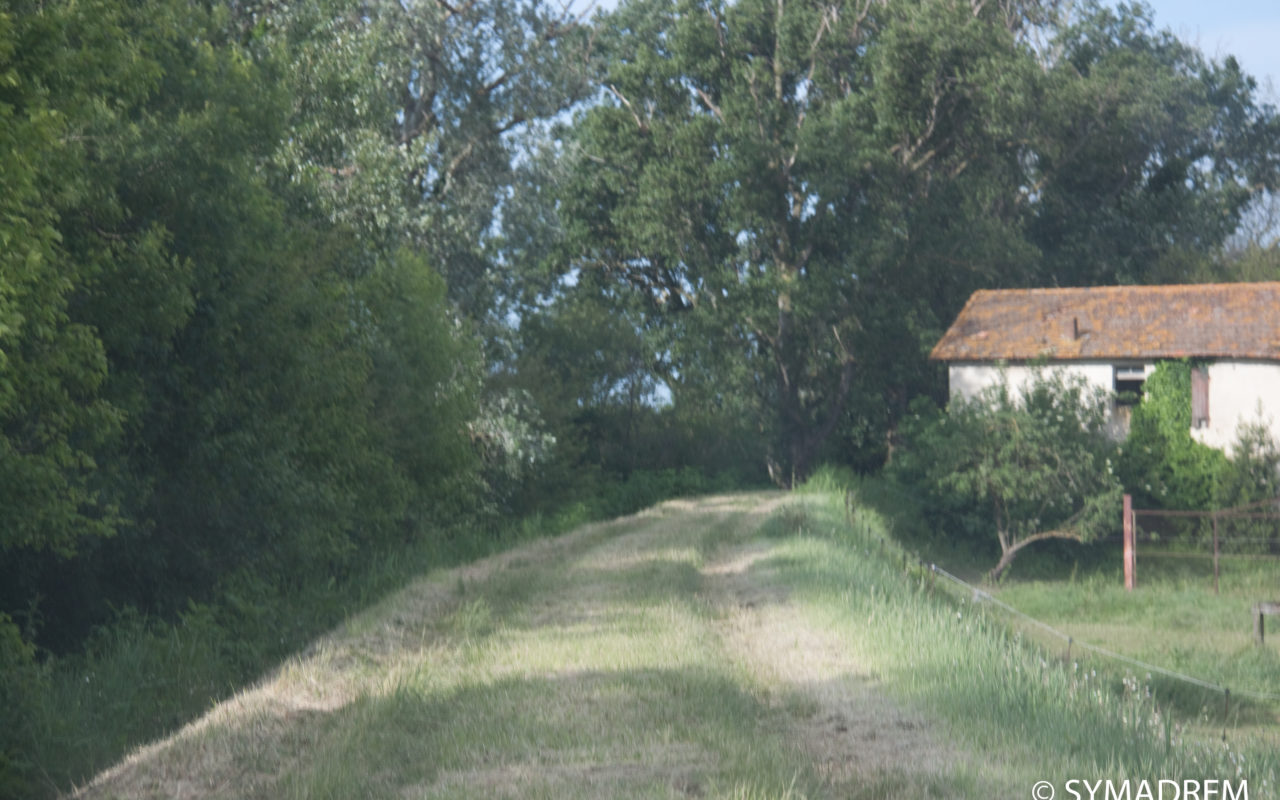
[[72, 493, 970, 799], [702, 541, 960, 797]]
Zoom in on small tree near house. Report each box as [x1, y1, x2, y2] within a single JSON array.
[[914, 372, 1122, 580]]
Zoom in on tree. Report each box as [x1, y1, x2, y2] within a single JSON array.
[[258, 0, 597, 326], [1029, 4, 1280, 286], [0, 0, 152, 558], [907, 374, 1122, 580], [557, 0, 1280, 486], [560, 0, 1046, 484], [0, 0, 489, 642]]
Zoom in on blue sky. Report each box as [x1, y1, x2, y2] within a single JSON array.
[[1140, 0, 1280, 97]]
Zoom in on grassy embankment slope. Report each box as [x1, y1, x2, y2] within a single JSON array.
[[991, 527, 1280, 745], [73, 491, 1278, 799]]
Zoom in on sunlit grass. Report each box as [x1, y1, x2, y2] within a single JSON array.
[[75, 489, 1279, 799], [785, 487, 1279, 795], [77, 495, 831, 799]]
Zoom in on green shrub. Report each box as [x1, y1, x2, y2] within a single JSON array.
[[892, 373, 1122, 580]]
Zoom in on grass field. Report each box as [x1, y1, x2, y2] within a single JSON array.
[[843, 473, 1280, 792], [70, 490, 1279, 799], [989, 539, 1280, 747]]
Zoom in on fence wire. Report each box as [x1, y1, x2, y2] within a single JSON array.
[[926, 563, 1280, 705]]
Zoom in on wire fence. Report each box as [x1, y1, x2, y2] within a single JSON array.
[[1128, 496, 1280, 593], [921, 562, 1280, 708]]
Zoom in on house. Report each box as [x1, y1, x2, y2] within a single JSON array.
[[929, 283, 1280, 451]]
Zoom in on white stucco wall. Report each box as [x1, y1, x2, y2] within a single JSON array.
[[1191, 361, 1280, 454], [947, 361, 1154, 440], [948, 360, 1280, 455]]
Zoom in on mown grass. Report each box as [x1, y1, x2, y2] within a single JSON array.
[[77, 495, 833, 799], [20, 470, 741, 799], [67, 487, 1280, 798]]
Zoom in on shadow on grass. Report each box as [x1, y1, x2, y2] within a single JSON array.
[[265, 669, 811, 800]]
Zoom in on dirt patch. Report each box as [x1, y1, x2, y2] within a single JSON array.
[[704, 542, 958, 792]]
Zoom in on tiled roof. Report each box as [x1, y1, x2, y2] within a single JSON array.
[[930, 283, 1280, 362]]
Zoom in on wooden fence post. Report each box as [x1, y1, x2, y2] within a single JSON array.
[[1123, 493, 1135, 591], [1212, 515, 1220, 596], [1256, 603, 1280, 645]]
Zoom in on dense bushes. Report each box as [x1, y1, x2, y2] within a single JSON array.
[[886, 362, 1280, 578], [891, 374, 1122, 579], [1116, 361, 1227, 509], [0, 2, 489, 793]]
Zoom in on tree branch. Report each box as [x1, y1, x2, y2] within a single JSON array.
[[695, 87, 724, 120], [607, 84, 648, 132]]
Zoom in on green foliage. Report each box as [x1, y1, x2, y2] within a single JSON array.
[[0, 613, 40, 797], [897, 373, 1123, 579], [0, 0, 495, 624], [560, 0, 1049, 483], [1031, 4, 1279, 286], [1216, 421, 1280, 508], [558, 0, 1280, 483], [1212, 421, 1280, 553], [1117, 361, 1228, 509], [0, 0, 131, 557], [261, 0, 595, 325]]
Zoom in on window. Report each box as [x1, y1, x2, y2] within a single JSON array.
[[1191, 366, 1209, 428], [1113, 365, 1146, 405]]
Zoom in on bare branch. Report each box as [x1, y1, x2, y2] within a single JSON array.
[[437, 141, 476, 197], [482, 70, 511, 96], [494, 114, 527, 136], [607, 84, 648, 132], [695, 87, 724, 120]]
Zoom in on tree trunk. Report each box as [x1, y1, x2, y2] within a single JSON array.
[[987, 546, 1019, 582], [987, 527, 1086, 582]]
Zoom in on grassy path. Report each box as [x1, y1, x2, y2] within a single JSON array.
[[72, 493, 992, 799]]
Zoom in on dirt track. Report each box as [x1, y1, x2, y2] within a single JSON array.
[[74, 493, 962, 799]]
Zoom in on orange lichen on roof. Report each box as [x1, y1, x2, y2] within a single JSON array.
[[930, 283, 1280, 362]]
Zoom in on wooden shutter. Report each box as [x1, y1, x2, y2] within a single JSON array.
[[1191, 366, 1209, 428]]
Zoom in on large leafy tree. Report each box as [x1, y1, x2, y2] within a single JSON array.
[[259, 0, 597, 327], [0, 0, 491, 641], [559, 0, 1280, 484], [255, 0, 602, 491], [1029, 3, 1280, 286], [0, 0, 156, 558], [560, 0, 1045, 484]]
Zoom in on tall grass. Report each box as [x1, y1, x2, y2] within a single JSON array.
[[779, 481, 1279, 793]]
